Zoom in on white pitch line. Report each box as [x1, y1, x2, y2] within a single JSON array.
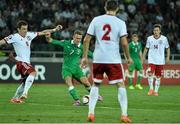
[[18, 102, 180, 113], [0, 102, 180, 114]]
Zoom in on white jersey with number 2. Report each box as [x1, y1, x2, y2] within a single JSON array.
[[4, 32, 37, 64], [87, 14, 127, 63], [146, 35, 169, 65]]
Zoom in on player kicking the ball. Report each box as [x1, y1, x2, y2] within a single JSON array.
[[46, 30, 102, 106], [0, 20, 62, 103]]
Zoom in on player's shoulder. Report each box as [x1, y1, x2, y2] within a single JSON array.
[[160, 35, 167, 40], [147, 35, 153, 39], [27, 31, 37, 35], [93, 15, 125, 23], [8, 33, 18, 39], [129, 41, 133, 45], [64, 39, 72, 45]]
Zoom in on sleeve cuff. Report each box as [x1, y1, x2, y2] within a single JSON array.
[[3, 38, 9, 44]]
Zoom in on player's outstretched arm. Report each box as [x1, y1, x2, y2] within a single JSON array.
[[120, 36, 132, 64], [166, 47, 170, 64], [45, 33, 65, 47], [38, 25, 63, 36]]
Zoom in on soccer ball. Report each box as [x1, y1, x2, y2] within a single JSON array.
[[82, 95, 89, 105]]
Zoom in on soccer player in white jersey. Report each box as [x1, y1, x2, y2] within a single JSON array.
[[143, 24, 170, 96], [81, 0, 132, 123], [0, 20, 62, 103]]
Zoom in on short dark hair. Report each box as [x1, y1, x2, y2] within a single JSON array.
[[105, 0, 118, 11], [153, 24, 161, 30], [74, 30, 83, 35], [17, 20, 28, 29]]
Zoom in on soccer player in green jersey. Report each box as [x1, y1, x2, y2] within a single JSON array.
[[46, 30, 94, 106], [128, 33, 143, 90]]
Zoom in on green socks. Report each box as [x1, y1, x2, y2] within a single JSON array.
[[128, 72, 133, 85], [69, 86, 79, 100], [137, 73, 143, 84]]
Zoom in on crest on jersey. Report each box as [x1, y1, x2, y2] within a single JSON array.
[[27, 36, 32, 41], [159, 40, 163, 44]]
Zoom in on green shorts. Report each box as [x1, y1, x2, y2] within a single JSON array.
[[62, 66, 85, 80], [128, 59, 143, 72]]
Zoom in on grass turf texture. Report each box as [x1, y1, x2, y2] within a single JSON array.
[[0, 83, 180, 123]]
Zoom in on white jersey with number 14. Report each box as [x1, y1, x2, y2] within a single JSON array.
[[146, 35, 169, 65]]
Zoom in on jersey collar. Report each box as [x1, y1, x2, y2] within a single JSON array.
[[132, 41, 138, 45], [71, 40, 81, 47]]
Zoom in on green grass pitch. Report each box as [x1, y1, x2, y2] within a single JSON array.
[[0, 83, 180, 123]]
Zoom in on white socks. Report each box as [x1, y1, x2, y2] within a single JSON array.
[[155, 78, 161, 93], [13, 83, 25, 98], [88, 86, 99, 115], [23, 75, 35, 95], [118, 87, 128, 116], [148, 76, 154, 90]]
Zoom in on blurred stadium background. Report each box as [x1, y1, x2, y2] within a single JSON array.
[[0, 0, 180, 123], [0, 0, 179, 83]]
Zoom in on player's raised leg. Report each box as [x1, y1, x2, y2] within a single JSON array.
[[79, 77, 91, 92], [20, 71, 36, 100]]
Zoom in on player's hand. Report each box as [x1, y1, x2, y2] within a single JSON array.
[[127, 58, 133, 65], [45, 32, 52, 43], [45, 32, 51, 37], [81, 57, 88, 68], [8, 52, 16, 62], [55, 25, 63, 31]]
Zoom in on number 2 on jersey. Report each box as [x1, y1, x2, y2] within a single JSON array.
[[102, 24, 111, 41]]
